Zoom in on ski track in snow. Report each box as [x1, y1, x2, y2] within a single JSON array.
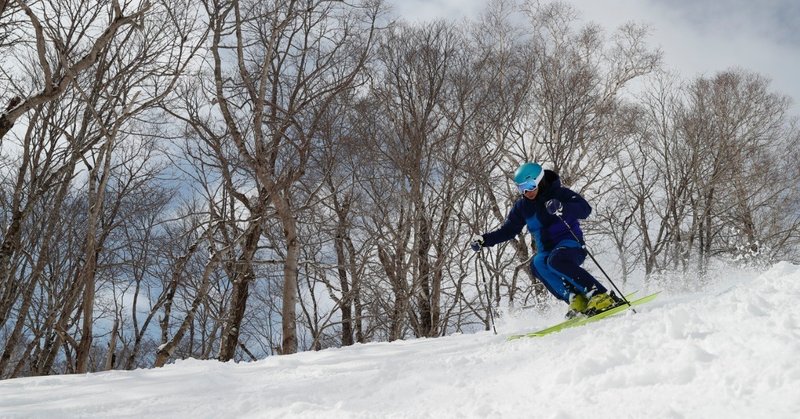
[[1, 262, 799, 418]]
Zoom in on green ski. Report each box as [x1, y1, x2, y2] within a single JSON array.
[[508, 292, 659, 340]]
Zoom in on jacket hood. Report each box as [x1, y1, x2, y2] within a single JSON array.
[[541, 169, 562, 192]]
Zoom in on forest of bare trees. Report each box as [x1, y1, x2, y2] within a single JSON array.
[[1, 0, 798, 378]]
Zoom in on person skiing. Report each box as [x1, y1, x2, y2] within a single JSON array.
[[470, 162, 619, 318]]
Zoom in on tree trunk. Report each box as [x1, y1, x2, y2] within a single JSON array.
[[218, 223, 260, 361], [0, 157, 77, 376], [76, 136, 115, 374], [334, 230, 354, 346], [276, 196, 299, 355], [154, 248, 223, 367], [104, 317, 119, 371], [416, 214, 433, 337]]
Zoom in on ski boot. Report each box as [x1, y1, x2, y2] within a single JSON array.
[[564, 293, 588, 319], [584, 291, 623, 316]]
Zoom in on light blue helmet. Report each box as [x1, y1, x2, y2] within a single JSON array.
[[514, 162, 543, 193]]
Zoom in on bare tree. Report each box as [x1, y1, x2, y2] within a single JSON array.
[[166, 0, 380, 357], [610, 69, 800, 277], [515, 1, 661, 190], [609, 71, 691, 275], [298, 96, 371, 347], [0, 0, 206, 376], [464, 0, 540, 311], [0, 0, 21, 51], [681, 70, 797, 269], [0, 0, 153, 139]]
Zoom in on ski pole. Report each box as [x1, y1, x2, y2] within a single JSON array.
[[553, 212, 633, 309], [474, 250, 498, 334]]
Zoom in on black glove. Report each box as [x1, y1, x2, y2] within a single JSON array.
[[545, 199, 563, 215], [470, 234, 484, 252]]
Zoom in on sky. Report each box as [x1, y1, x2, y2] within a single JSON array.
[[387, 0, 800, 114], [1, 261, 799, 417]]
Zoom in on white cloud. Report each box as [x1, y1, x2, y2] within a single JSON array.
[[572, 0, 800, 107], [386, 0, 486, 23]]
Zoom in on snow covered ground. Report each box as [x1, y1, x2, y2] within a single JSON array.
[[1, 262, 799, 419]]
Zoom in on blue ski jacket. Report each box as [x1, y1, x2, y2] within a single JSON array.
[[481, 170, 591, 252]]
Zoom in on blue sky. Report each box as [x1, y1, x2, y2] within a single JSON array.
[[387, 0, 800, 114]]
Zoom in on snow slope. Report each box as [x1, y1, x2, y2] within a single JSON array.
[[1, 262, 799, 419]]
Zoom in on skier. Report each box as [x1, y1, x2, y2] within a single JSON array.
[[470, 162, 619, 318]]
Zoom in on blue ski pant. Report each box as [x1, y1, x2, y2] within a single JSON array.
[[530, 240, 607, 302]]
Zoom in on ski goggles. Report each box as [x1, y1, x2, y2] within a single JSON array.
[[516, 179, 538, 194]]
